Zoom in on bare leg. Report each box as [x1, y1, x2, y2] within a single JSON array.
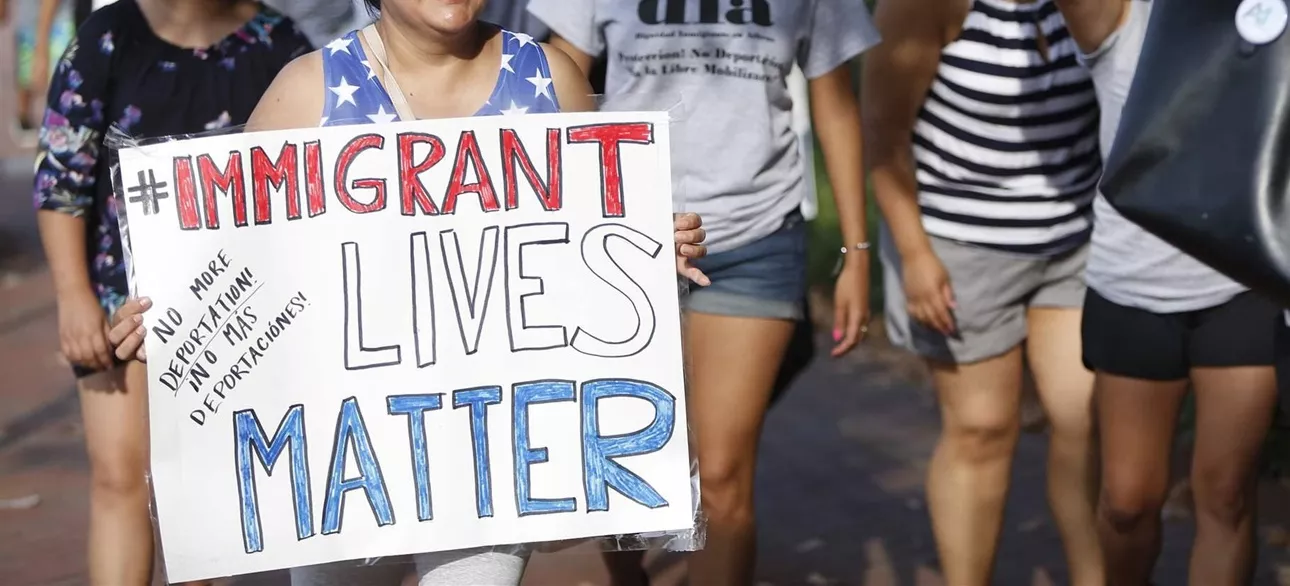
[[926, 347, 1023, 586], [1188, 366, 1276, 586], [1025, 307, 1102, 586], [80, 362, 153, 586], [684, 312, 794, 586], [1095, 372, 1187, 586]]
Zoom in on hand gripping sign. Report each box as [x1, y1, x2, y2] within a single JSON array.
[[109, 110, 700, 582]]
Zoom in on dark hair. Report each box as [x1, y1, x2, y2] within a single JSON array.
[[363, 0, 379, 15]]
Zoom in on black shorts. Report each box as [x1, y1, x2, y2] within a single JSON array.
[[1082, 289, 1278, 380], [1275, 312, 1290, 427]]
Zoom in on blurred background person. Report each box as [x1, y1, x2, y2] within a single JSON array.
[[32, 0, 310, 583], [13, 0, 75, 135], [528, 0, 880, 584], [863, 0, 1103, 584], [1055, 0, 1279, 584]]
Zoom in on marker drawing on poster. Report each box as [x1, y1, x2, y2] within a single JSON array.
[[114, 111, 693, 582]]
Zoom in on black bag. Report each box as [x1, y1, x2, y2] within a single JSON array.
[[1100, 0, 1290, 306]]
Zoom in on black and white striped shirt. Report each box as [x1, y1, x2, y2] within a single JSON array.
[[914, 0, 1101, 254]]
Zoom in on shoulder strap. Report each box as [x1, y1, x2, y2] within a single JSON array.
[[360, 24, 416, 121]]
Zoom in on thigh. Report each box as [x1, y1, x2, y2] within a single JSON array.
[[1189, 291, 1278, 370], [684, 311, 795, 472], [931, 346, 1025, 433], [79, 363, 147, 476], [1190, 366, 1277, 485], [1025, 307, 1094, 431], [1029, 243, 1087, 309], [414, 548, 528, 586], [1095, 373, 1187, 503], [1081, 288, 1189, 381]]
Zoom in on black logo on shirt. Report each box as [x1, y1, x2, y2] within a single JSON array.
[[637, 0, 774, 26]]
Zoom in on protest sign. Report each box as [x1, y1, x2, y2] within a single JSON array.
[[113, 111, 694, 582]]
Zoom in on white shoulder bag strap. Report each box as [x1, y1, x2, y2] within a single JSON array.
[[360, 24, 416, 121]]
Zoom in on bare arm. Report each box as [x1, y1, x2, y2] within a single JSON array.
[[545, 41, 596, 112], [548, 34, 595, 78], [30, 0, 61, 92], [812, 65, 866, 266], [862, 0, 964, 334], [245, 52, 325, 132], [862, 0, 961, 260], [811, 62, 871, 355], [35, 21, 121, 369], [1053, 0, 1130, 53]]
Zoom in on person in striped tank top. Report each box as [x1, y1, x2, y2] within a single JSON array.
[[230, 1, 709, 584], [864, 0, 1103, 583]]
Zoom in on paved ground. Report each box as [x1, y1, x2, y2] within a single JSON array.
[[5, 155, 1290, 586]]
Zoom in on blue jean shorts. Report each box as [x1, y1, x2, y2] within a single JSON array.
[[683, 213, 808, 320]]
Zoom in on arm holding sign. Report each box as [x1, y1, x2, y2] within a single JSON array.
[[542, 35, 711, 286], [34, 29, 116, 371], [544, 43, 710, 285]]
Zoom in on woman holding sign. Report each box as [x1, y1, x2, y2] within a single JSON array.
[[109, 0, 709, 584], [527, 1, 880, 583], [33, 1, 311, 584]]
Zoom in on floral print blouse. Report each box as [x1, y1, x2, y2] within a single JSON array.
[[33, 0, 311, 316]]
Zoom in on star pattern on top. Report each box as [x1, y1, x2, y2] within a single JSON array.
[[318, 29, 559, 127], [526, 71, 553, 101], [330, 77, 359, 108], [367, 105, 397, 124], [501, 101, 529, 116], [326, 37, 352, 56]]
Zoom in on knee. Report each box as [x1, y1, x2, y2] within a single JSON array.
[[941, 415, 1018, 465], [1045, 407, 1094, 446], [88, 452, 148, 501], [1098, 482, 1164, 534], [697, 454, 754, 525], [1191, 468, 1253, 528]]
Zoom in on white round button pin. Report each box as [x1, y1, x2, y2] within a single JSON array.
[[1236, 0, 1289, 45]]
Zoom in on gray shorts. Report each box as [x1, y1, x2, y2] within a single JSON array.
[[880, 228, 1088, 365]]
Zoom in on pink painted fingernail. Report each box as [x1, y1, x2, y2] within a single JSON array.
[[832, 328, 843, 342]]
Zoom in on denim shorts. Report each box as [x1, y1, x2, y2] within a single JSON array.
[[683, 213, 808, 320]]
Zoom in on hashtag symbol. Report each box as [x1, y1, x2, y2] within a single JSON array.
[[126, 170, 170, 216]]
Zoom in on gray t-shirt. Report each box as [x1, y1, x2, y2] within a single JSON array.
[[528, 0, 879, 253], [1082, 0, 1246, 312], [480, 0, 551, 39], [264, 0, 359, 46]]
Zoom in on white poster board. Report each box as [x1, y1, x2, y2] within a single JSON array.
[[114, 111, 694, 582]]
